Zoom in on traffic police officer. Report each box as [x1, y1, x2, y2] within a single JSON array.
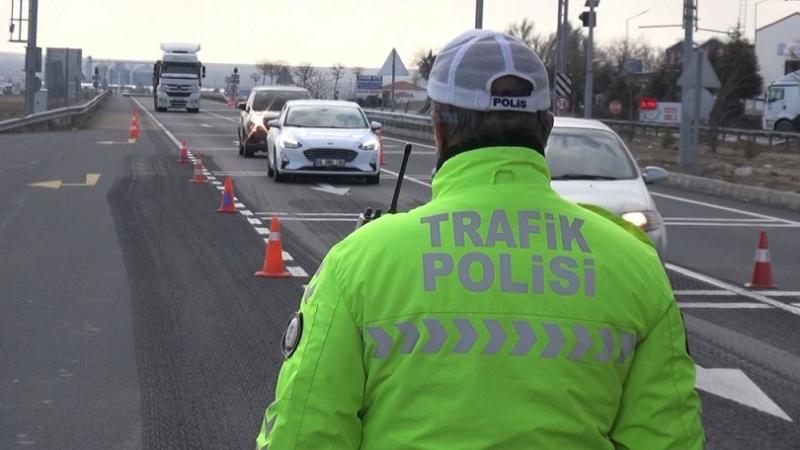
[[257, 30, 704, 449]]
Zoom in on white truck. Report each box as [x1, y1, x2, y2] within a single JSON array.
[[763, 70, 800, 133], [153, 43, 206, 113]]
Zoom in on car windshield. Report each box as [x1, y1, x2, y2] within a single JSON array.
[[284, 105, 368, 129], [252, 91, 310, 111], [546, 128, 638, 180]]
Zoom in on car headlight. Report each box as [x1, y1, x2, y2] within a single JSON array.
[[621, 211, 662, 232], [280, 136, 302, 149], [359, 138, 380, 151], [156, 84, 165, 93]]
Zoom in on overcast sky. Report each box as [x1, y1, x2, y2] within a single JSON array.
[[1, 0, 798, 67]]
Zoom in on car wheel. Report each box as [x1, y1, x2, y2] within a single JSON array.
[[238, 131, 245, 155], [273, 161, 286, 183], [365, 173, 380, 185], [188, 108, 200, 113], [775, 120, 797, 133], [244, 145, 254, 158]]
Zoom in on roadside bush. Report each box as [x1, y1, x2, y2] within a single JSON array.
[[661, 131, 676, 150]]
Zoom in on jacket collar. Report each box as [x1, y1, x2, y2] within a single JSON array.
[[431, 147, 552, 200]]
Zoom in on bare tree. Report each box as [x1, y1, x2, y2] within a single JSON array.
[[331, 63, 346, 99], [255, 60, 276, 85], [413, 50, 436, 81], [308, 71, 331, 99], [276, 66, 293, 85], [250, 72, 261, 85], [293, 63, 315, 89]]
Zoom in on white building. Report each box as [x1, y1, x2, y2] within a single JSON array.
[[755, 12, 800, 89]]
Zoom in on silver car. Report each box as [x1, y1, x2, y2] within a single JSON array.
[[266, 100, 382, 184], [547, 117, 668, 257]]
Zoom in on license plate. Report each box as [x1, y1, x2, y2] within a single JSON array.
[[314, 159, 345, 167]]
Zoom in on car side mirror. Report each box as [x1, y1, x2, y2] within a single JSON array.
[[237, 102, 247, 111], [370, 121, 382, 131], [643, 166, 669, 185], [268, 119, 280, 129]]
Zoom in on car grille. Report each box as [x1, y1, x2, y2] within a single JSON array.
[[303, 148, 358, 162], [166, 91, 191, 97]]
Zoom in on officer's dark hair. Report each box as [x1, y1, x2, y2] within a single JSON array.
[[431, 75, 552, 169]]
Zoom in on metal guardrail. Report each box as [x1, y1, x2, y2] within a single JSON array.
[[0, 90, 112, 133], [364, 110, 800, 153]]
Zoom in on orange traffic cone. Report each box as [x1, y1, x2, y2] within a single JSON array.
[[745, 231, 777, 289], [217, 177, 237, 213], [131, 111, 139, 128], [189, 158, 208, 183], [128, 117, 140, 141], [255, 216, 292, 278], [177, 140, 191, 164]]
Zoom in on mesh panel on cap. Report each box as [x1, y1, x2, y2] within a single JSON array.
[[430, 45, 459, 86], [454, 36, 505, 91], [507, 37, 539, 76]]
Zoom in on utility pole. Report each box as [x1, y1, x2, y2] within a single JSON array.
[[581, 1, 599, 119], [679, 0, 696, 170], [556, 0, 569, 82], [475, 0, 484, 29], [24, 0, 38, 115]]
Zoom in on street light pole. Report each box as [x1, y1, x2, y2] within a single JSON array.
[[626, 9, 650, 45], [24, 0, 39, 116], [679, 0, 696, 170], [583, 1, 598, 119], [475, 0, 484, 29]]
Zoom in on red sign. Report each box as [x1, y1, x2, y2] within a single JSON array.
[[609, 100, 622, 115], [639, 97, 658, 110]]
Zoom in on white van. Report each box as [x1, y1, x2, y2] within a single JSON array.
[[763, 70, 800, 132]]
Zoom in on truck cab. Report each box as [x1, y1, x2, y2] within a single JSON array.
[[153, 43, 205, 113], [763, 71, 800, 133]]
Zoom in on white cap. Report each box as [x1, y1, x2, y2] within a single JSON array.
[[427, 30, 551, 113]]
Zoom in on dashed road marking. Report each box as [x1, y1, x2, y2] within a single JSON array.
[[234, 202, 245, 208], [254, 227, 270, 235], [203, 110, 238, 123], [674, 290, 737, 296], [132, 97, 310, 277], [652, 192, 800, 226]]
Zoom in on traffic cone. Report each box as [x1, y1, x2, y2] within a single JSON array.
[[177, 140, 191, 164], [131, 111, 139, 128], [255, 216, 292, 278], [377, 129, 386, 166], [128, 116, 140, 141], [745, 231, 777, 289], [217, 177, 237, 213], [189, 158, 208, 183]]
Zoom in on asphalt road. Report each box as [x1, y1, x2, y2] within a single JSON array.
[[1, 94, 799, 448]]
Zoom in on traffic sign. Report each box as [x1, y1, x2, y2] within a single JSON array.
[[555, 73, 572, 97], [639, 97, 657, 110], [609, 100, 622, 115], [555, 96, 571, 112], [378, 49, 409, 77]]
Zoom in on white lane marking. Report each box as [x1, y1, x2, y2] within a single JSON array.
[[173, 133, 231, 137], [666, 263, 800, 316], [192, 147, 238, 151], [277, 217, 359, 222], [695, 366, 793, 422], [380, 168, 432, 188], [254, 227, 270, 235], [664, 222, 799, 228], [203, 110, 239, 123], [131, 98, 181, 147], [201, 123, 212, 128], [282, 251, 294, 261], [213, 171, 269, 177], [206, 176, 217, 181], [678, 302, 773, 309], [134, 97, 310, 278], [665, 217, 780, 222], [674, 290, 737, 296], [211, 181, 222, 186], [760, 291, 800, 297], [311, 183, 350, 196], [254, 212, 360, 217], [651, 191, 800, 226], [234, 202, 245, 208], [247, 218, 262, 225], [383, 136, 436, 150], [287, 266, 309, 277]]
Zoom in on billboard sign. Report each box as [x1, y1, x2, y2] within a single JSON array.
[[640, 101, 681, 124], [356, 75, 383, 94]]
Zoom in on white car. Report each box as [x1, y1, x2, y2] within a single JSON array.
[[547, 118, 669, 258], [267, 100, 382, 184]]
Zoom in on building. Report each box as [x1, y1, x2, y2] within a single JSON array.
[[664, 38, 726, 67], [382, 80, 427, 102], [755, 12, 800, 87]]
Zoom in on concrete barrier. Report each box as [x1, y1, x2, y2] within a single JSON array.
[[0, 90, 112, 133]]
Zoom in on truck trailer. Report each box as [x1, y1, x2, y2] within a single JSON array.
[[153, 43, 205, 113]]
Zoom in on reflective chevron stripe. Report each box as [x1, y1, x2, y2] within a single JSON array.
[[365, 318, 636, 364]]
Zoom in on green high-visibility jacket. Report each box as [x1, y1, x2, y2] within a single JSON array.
[[257, 147, 704, 450]]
